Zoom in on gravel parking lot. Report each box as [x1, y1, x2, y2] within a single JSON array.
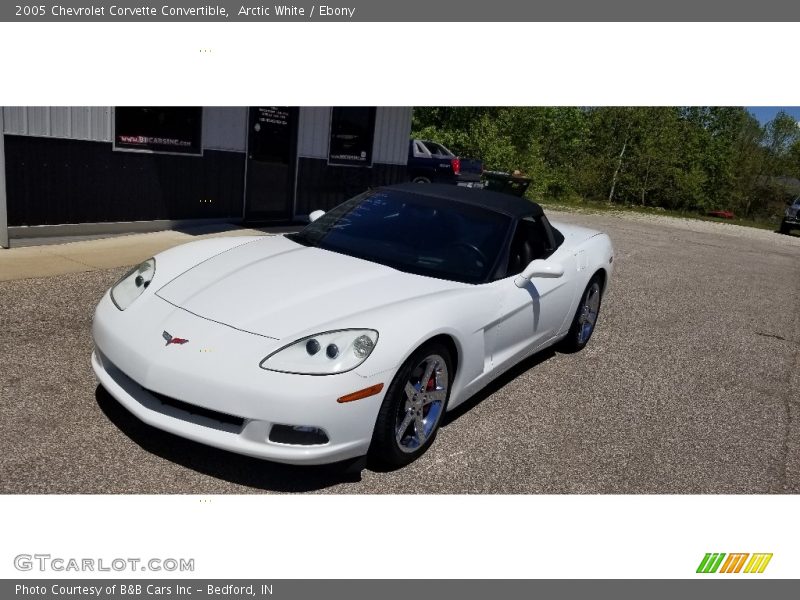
[[1, 211, 798, 493]]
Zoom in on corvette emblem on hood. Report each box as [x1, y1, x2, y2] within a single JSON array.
[[162, 331, 189, 346]]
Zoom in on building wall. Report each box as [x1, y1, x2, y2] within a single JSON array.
[[2, 107, 113, 142], [373, 107, 413, 165], [2, 107, 247, 227], [3, 136, 244, 226], [2, 106, 249, 150], [202, 107, 247, 152], [293, 106, 411, 215], [294, 160, 407, 215], [296, 106, 412, 164], [1, 106, 411, 227], [297, 107, 331, 159]]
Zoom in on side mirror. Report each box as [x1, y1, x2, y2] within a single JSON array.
[[514, 259, 564, 288], [309, 210, 325, 223]]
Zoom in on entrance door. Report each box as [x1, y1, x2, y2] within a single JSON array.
[[244, 107, 298, 222]]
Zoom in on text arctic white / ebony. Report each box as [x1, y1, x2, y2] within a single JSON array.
[[238, 5, 356, 17]]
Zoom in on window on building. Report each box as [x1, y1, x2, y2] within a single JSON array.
[[114, 107, 203, 155], [328, 107, 376, 167]]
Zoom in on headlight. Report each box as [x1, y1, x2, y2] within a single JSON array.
[[111, 258, 155, 310], [260, 329, 379, 375]]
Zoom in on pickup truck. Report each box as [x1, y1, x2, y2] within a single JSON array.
[[780, 196, 800, 234], [407, 139, 483, 186]]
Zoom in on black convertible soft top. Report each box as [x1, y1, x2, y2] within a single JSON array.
[[381, 183, 544, 219]]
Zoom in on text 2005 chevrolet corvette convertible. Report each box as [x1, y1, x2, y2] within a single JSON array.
[[92, 184, 613, 468]]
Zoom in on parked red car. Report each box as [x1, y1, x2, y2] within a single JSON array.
[[707, 210, 736, 220]]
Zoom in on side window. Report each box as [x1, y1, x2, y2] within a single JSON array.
[[420, 141, 437, 155], [542, 216, 564, 250], [423, 141, 450, 156], [328, 107, 376, 167], [505, 217, 553, 277]]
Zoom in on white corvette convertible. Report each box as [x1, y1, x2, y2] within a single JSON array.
[[92, 184, 613, 468]]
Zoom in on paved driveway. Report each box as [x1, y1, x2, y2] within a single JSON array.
[[1, 212, 798, 493]]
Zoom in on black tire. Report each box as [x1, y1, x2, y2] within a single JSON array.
[[559, 274, 604, 354], [369, 342, 453, 469], [411, 176, 431, 184], [779, 221, 790, 235]]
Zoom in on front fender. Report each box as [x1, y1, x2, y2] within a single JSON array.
[[351, 285, 502, 405]]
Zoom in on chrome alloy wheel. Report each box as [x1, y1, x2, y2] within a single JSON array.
[[395, 354, 448, 453], [577, 281, 601, 344]]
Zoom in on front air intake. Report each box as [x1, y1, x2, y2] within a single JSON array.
[[146, 389, 245, 429], [269, 424, 329, 446]]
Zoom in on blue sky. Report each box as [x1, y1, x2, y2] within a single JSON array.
[[747, 106, 800, 125]]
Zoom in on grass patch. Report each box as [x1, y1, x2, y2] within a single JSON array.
[[535, 196, 778, 231]]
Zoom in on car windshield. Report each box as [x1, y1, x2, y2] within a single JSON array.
[[287, 190, 513, 284]]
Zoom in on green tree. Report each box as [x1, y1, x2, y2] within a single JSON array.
[[411, 106, 799, 221]]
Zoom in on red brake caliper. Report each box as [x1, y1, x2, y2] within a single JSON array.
[[422, 371, 435, 417], [426, 373, 436, 391]]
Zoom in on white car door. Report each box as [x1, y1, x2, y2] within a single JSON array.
[[486, 218, 577, 372]]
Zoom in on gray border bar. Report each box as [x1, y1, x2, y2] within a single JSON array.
[[3, 580, 799, 599], [4, 1, 800, 22]]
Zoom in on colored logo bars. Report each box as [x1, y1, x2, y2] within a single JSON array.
[[696, 553, 773, 574]]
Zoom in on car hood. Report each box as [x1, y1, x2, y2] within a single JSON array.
[[156, 235, 464, 339]]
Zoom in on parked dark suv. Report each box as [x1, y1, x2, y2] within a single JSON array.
[[407, 139, 483, 185], [780, 197, 800, 234]]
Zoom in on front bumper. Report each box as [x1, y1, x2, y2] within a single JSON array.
[[92, 293, 389, 465], [783, 215, 800, 226]]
